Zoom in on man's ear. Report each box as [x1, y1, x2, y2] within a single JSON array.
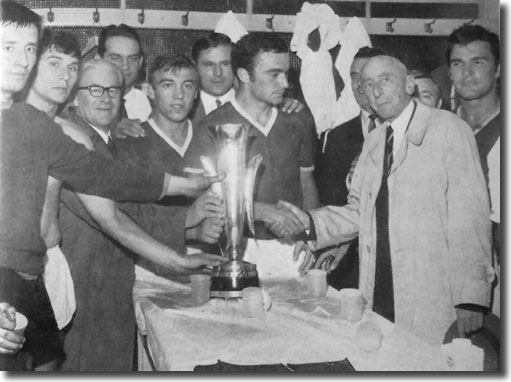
[[405, 75, 416, 96], [437, 98, 443, 109], [495, 63, 500, 79], [237, 68, 250, 84], [138, 56, 144, 70], [147, 84, 155, 100]]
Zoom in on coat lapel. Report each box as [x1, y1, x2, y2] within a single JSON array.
[[65, 107, 115, 160], [390, 101, 431, 175]]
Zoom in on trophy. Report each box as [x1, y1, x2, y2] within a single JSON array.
[[201, 123, 262, 298]]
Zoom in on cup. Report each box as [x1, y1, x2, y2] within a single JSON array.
[[306, 269, 328, 298], [190, 274, 211, 307], [242, 287, 265, 318], [339, 288, 364, 322], [355, 320, 383, 352], [13, 312, 28, 336]]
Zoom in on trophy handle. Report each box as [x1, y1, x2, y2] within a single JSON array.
[[200, 155, 223, 199], [244, 154, 263, 236]]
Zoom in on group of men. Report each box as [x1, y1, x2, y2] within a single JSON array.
[[0, 0, 500, 372]]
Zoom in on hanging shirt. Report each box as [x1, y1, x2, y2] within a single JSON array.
[[123, 87, 152, 122]]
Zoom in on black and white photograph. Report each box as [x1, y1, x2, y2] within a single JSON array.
[[0, 0, 502, 373]]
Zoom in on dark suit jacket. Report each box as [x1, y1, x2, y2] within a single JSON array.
[[315, 116, 364, 207], [190, 98, 206, 126], [315, 115, 364, 290]]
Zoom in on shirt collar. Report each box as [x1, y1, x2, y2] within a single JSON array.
[[88, 124, 110, 144], [457, 105, 500, 135], [230, 97, 278, 137], [360, 109, 380, 138], [200, 88, 235, 115], [147, 118, 193, 158], [386, 100, 415, 151]]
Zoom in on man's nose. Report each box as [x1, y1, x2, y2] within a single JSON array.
[[60, 68, 71, 83], [213, 64, 222, 77], [462, 63, 474, 76], [14, 49, 30, 68], [174, 86, 184, 99]]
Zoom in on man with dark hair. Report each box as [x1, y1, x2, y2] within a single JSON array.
[[185, 33, 319, 278], [97, 23, 150, 121], [280, 54, 492, 345], [447, 24, 500, 317], [312, 46, 386, 289], [115, 54, 224, 278], [189, 32, 235, 122], [113, 55, 225, 368], [0, 1, 220, 370]]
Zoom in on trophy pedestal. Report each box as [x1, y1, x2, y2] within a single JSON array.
[[210, 260, 259, 298]]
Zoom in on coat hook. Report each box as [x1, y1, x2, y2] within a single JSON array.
[[92, 7, 100, 24], [386, 17, 397, 33], [424, 18, 436, 34], [462, 18, 475, 27], [181, 11, 190, 26], [266, 14, 275, 31], [138, 8, 145, 25], [47, 6, 54, 23]]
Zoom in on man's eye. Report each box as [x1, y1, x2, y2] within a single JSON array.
[[109, 55, 121, 62], [69, 65, 79, 72], [26, 46, 36, 54], [3, 45, 14, 52]]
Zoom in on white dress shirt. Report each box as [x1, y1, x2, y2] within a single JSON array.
[[200, 88, 234, 115], [387, 100, 415, 153]]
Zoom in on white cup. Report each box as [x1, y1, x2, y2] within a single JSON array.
[[355, 320, 383, 352], [190, 274, 211, 307], [339, 288, 364, 322], [242, 287, 265, 318], [306, 269, 328, 298]]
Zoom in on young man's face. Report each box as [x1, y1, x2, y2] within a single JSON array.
[[31, 49, 80, 106], [196, 44, 233, 97], [245, 52, 289, 107], [76, 64, 122, 129], [449, 40, 499, 102], [102, 35, 142, 91], [151, 67, 199, 124], [0, 23, 38, 97]]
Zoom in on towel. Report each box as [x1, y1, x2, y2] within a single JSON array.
[[43, 246, 76, 329], [215, 11, 248, 43], [242, 239, 306, 280], [290, 2, 343, 136]]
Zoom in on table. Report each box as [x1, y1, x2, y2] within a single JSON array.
[[133, 276, 448, 371]]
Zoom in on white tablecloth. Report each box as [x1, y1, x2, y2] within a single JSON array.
[[133, 277, 447, 371]]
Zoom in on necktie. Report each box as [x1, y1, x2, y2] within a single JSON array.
[[215, 99, 222, 109], [120, 97, 128, 119], [373, 125, 395, 322], [368, 114, 377, 133]]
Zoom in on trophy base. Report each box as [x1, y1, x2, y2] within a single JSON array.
[[210, 260, 259, 298]]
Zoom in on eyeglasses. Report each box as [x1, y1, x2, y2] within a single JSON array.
[[77, 85, 123, 98]]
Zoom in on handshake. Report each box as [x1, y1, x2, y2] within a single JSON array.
[[260, 200, 348, 276], [258, 200, 310, 240]]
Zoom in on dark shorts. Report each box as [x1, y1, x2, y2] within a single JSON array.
[[0, 266, 65, 370]]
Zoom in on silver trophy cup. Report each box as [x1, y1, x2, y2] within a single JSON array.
[[201, 123, 262, 298]]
